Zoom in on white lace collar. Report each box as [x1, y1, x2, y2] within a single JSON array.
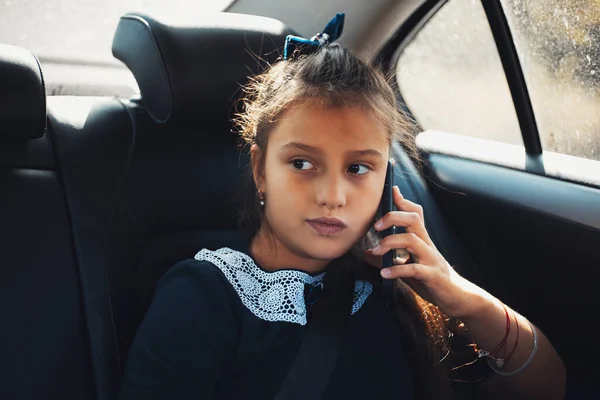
[[194, 247, 373, 326]]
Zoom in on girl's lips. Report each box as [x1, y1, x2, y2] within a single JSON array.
[[306, 220, 347, 235]]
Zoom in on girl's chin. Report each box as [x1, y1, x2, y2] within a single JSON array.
[[300, 240, 355, 261]]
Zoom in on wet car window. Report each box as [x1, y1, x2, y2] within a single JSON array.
[[396, 0, 523, 146], [501, 0, 600, 161]]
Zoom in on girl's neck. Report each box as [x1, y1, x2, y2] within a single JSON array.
[[249, 228, 330, 275]]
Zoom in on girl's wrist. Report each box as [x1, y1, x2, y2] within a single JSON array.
[[449, 276, 496, 320]]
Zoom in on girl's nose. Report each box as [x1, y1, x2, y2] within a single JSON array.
[[316, 173, 347, 209]]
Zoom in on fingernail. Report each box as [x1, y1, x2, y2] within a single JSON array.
[[372, 244, 380, 253], [374, 220, 383, 230], [381, 268, 391, 277], [394, 186, 404, 198]]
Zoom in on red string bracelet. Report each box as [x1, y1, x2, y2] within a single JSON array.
[[504, 310, 520, 365], [492, 303, 511, 356], [477, 302, 512, 368]]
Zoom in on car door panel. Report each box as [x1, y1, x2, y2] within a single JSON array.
[[417, 136, 599, 383]]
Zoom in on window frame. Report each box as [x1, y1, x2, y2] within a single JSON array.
[[378, 0, 542, 154]]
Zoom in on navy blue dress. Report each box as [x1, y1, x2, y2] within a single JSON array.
[[118, 246, 416, 399]]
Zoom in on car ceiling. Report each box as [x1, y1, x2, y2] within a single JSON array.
[[227, 0, 425, 61]]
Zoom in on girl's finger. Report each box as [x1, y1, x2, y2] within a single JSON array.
[[380, 262, 434, 282], [374, 210, 434, 247], [393, 186, 424, 221], [370, 232, 436, 266]]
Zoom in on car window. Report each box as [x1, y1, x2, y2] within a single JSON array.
[[396, 0, 522, 146], [0, 0, 233, 66], [501, 0, 600, 161]]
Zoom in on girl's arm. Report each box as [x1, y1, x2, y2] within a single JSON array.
[[368, 185, 566, 399], [460, 289, 566, 399]]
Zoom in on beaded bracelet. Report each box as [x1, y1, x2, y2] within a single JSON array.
[[486, 319, 538, 377]]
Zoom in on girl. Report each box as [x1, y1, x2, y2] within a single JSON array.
[[119, 16, 565, 400]]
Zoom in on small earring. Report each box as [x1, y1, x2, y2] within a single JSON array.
[[257, 190, 265, 207]]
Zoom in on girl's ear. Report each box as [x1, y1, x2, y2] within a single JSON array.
[[250, 144, 265, 191]]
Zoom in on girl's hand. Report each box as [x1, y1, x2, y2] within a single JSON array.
[[364, 186, 487, 319]]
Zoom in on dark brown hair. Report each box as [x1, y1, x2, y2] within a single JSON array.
[[234, 43, 455, 399]]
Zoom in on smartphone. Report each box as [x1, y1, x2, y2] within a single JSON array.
[[380, 160, 411, 269]]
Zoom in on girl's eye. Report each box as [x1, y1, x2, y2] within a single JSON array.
[[292, 159, 315, 170], [348, 164, 370, 175]]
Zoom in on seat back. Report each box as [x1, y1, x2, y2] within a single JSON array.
[[0, 44, 95, 400], [47, 13, 295, 396], [47, 95, 135, 400], [108, 12, 296, 373]]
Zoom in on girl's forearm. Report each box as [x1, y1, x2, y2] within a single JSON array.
[[460, 293, 566, 399]]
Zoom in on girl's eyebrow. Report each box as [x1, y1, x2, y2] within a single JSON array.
[[281, 142, 383, 159], [348, 149, 383, 158], [281, 142, 322, 154]]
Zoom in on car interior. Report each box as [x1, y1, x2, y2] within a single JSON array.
[[2, 0, 599, 399]]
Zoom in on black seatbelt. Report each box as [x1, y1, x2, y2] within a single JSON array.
[[273, 269, 355, 400]]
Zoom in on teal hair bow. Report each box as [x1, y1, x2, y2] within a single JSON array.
[[283, 12, 345, 60]]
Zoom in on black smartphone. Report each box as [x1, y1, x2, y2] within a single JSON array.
[[379, 160, 410, 269]]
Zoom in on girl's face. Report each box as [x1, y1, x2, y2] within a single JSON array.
[[253, 100, 390, 270]]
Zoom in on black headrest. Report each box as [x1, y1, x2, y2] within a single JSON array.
[[0, 44, 46, 140], [112, 12, 296, 127]]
